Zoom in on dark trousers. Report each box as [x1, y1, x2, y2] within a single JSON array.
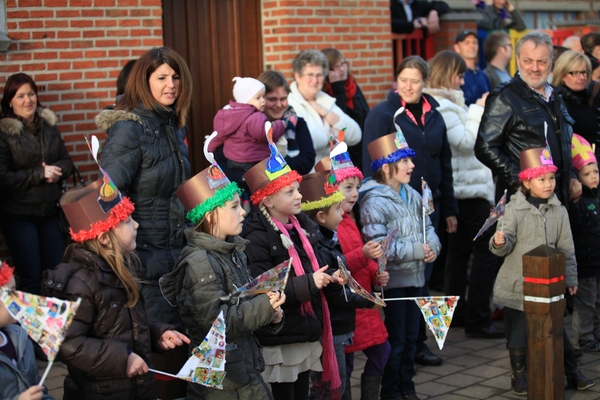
[[0, 215, 66, 294], [271, 370, 310, 400], [444, 198, 499, 330], [345, 339, 391, 380]]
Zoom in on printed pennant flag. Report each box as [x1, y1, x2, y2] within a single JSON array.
[[421, 178, 434, 216], [337, 257, 386, 307], [414, 296, 459, 350], [220, 259, 292, 301], [473, 189, 507, 241], [0, 289, 81, 362], [377, 227, 399, 273]]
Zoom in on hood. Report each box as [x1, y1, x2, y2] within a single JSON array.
[[0, 107, 57, 136], [424, 88, 466, 109], [213, 101, 258, 136], [95, 109, 143, 131]]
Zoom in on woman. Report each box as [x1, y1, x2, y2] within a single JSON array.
[[424, 51, 502, 339], [0, 72, 73, 294], [322, 48, 369, 170], [287, 49, 362, 168], [552, 51, 599, 158], [96, 47, 192, 327]]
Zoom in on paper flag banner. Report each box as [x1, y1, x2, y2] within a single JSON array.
[[473, 189, 507, 241], [0, 289, 81, 362], [220, 259, 292, 301], [377, 227, 399, 273], [421, 178, 434, 217], [337, 257, 386, 307]]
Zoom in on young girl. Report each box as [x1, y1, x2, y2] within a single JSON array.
[[42, 175, 189, 400], [242, 137, 341, 400], [359, 130, 440, 400], [159, 148, 286, 399], [315, 141, 391, 400], [491, 145, 594, 395]]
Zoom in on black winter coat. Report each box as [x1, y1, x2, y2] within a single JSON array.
[[390, 0, 450, 34], [475, 74, 575, 204], [242, 212, 324, 346], [558, 85, 600, 159], [42, 247, 171, 400], [0, 108, 73, 219], [569, 185, 600, 278]]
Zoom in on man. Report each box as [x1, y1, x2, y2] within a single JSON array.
[[477, 0, 526, 32], [581, 32, 600, 80], [390, 0, 450, 35], [563, 35, 584, 54], [475, 30, 581, 207], [455, 30, 491, 105], [483, 31, 513, 90]]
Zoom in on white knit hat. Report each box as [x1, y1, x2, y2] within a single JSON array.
[[232, 77, 265, 104]]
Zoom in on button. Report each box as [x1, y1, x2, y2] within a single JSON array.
[[273, 246, 277, 250], [201, 278, 204, 282], [208, 275, 213, 278], [112, 304, 117, 308], [47, 280, 53, 285], [56, 283, 62, 288]]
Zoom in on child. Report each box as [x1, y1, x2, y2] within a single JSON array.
[[42, 175, 189, 399], [315, 141, 391, 400], [159, 152, 286, 399], [0, 261, 54, 400], [359, 130, 440, 400], [491, 145, 594, 395], [569, 134, 600, 352], [242, 138, 341, 400]]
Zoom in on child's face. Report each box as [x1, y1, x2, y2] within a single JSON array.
[[213, 193, 246, 240], [578, 162, 599, 189], [0, 277, 17, 328], [113, 216, 139, 252], [389, 158, 414, 186], [319, 202, 344, 231], [246, 88, 266, 112], [524, 172, 556, 199], [340, 177, 360, 213], [265, 181, 302, 222]]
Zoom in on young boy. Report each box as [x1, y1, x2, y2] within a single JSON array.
[[0, 261, 54, 400], [569, 134, 600, 352]]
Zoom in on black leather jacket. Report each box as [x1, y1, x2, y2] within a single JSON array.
[[475, 74, 575, 204]]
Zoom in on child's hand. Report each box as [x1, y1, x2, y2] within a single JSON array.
[[158, 330, 191, 350], [569, 286, 578, 296], [18, 385, 44, 400], [363, 241, 383, 260], [332, 269, 347, 285], [493, 231, 505, 247], [423, 244, 435, 263], [373, 293, 386, 309], [272, 307, 284, 324], [312, 265, 334, 289], [268, 291, 286, 310], [126, 352, 149, 377], [375, 271, 389, 287]]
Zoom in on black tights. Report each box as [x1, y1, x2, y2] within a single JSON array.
[[270, 370, 310, 400]]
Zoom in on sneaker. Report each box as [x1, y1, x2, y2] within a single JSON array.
[[576, 339, 600, 352], [566, 370, 595, 390]]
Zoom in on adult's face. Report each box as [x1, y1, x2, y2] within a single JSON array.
[[330, 58, 349, 81], [492, 0, 506, 9], [517, 40, 552, 90], [450, 72, 465, 91], [10, 83, 37, 122], [264, 86, 289, 121], [502, 40, 513, 59], [562, 62, 589, 92], [454, 36, 479, 62], [397, 67, 425, 104], [149, 63, 180, 107], [592, 45, 600, 61], [294, 63, 325, 101]]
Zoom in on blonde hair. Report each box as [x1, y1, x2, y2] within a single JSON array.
[[551, 50, 592, 87], [427, 51, 467, 89]]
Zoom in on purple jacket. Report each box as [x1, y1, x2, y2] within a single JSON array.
[[210, 100, 285, 163]]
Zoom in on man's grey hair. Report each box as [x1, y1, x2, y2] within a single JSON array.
[[292, 49, 329, 75], [516, 30, 554, 60]]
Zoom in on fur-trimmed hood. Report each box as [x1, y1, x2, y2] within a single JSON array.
[[0, 108, 57, 136], [95, 109, 143, 132]]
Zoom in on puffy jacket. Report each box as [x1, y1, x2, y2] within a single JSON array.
[[568, 185, 600, 278], [159, 230, 281, 391], [242, 211, 325, 346], [359, 179, 441, 289], [0, 324, 54, 400], [489, 190, 577, 311], [475, 74, 575, 205], [42, 247, 172, 400], [424, 88, 494, 204], [0, 108, 73, 218]]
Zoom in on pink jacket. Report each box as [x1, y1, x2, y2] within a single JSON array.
[[210, 100, 285, 163]]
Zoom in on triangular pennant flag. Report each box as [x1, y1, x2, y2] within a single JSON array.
[[413, 296, 459, 350], [337, 257, 385, 307], [474, 189, 507, 241], [421, 178, 434, 217], [378, 227, 399, 273], [220, 259, 292, 301]]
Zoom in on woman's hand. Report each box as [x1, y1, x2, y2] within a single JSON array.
[[476, 92, 489, 107], [42, 162, 62, 183], [328, 69, 343, 83], [312, 265, 334, 289], [363, 240, 383, 260], [375, 270, 389, 287], [308, 100, 341, 126], [493, 231, 505, 247], [126, 352, 149, 377], [446, 216, 458, 233], [570, 178, 582, 203], [158, 330, 190, 350], [18, 386, 44, 400]]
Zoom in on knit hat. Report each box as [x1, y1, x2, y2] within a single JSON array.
[[367, 107, 416, 172], [232, 77, 265, 104], [571, 133, 597, 171], [177, 132, 241, 224], [0, 261, 14, 287], [244, 122, 302, 206], [314, 128, 364, 182], [300, 170, 345, 212], [61, 135, 134, 242], [518, 144, 558, 181]]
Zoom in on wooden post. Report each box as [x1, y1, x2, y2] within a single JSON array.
[[522, 244, 566, 400]]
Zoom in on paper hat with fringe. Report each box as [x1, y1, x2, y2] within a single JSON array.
[[60, 135, 134, 242], [518, 144, 558, 181], [245, 121, 302, 206], [300, 170, 345, 212], [314, 128, 364, 182], [177, 132, 241, 224], [571, 133, 597, 171], [368, 107, 416, 172], [0, 261, 14, 287]]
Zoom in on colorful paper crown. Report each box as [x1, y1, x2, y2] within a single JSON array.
[[177, 132, 241, 225], [60, 136, 134, 242], [571, 133, 597, 171], [314, 129, 364, 182], [518, 144, 558, 181], [368, 108, 416, 172], [245, 121, 302, 206], [0, 261, 14, 287], [300, 170, 345, 211]]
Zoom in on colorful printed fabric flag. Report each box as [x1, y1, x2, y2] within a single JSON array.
[[337, 257, 386, 307], [0, 289, 81, 362], [413, 296, 459, 350], [421, 178, 434, 216], [220, 259, 292, 301], [473, 189, 507, 241], [377, 227, 399, 273]]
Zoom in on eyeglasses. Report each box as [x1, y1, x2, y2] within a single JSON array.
[[302, 72, 325, 80], [568, 70, 590, 77]]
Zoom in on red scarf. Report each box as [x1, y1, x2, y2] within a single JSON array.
[[324, 74, 357, 110]]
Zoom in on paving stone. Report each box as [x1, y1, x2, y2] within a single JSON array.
[[453, 338, 502, 351], [427, 393, 479, 400], [453, 384, 505, 398], [478, 374, 512, 390], [445, 354, 492, 368], [435, 372, 486, 387], [415, 380, 459, 396], [413, 371, 439, 384], [471, 347, 509, 360], [417, 362, 465, 376], [462, 364, 509, 379]]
